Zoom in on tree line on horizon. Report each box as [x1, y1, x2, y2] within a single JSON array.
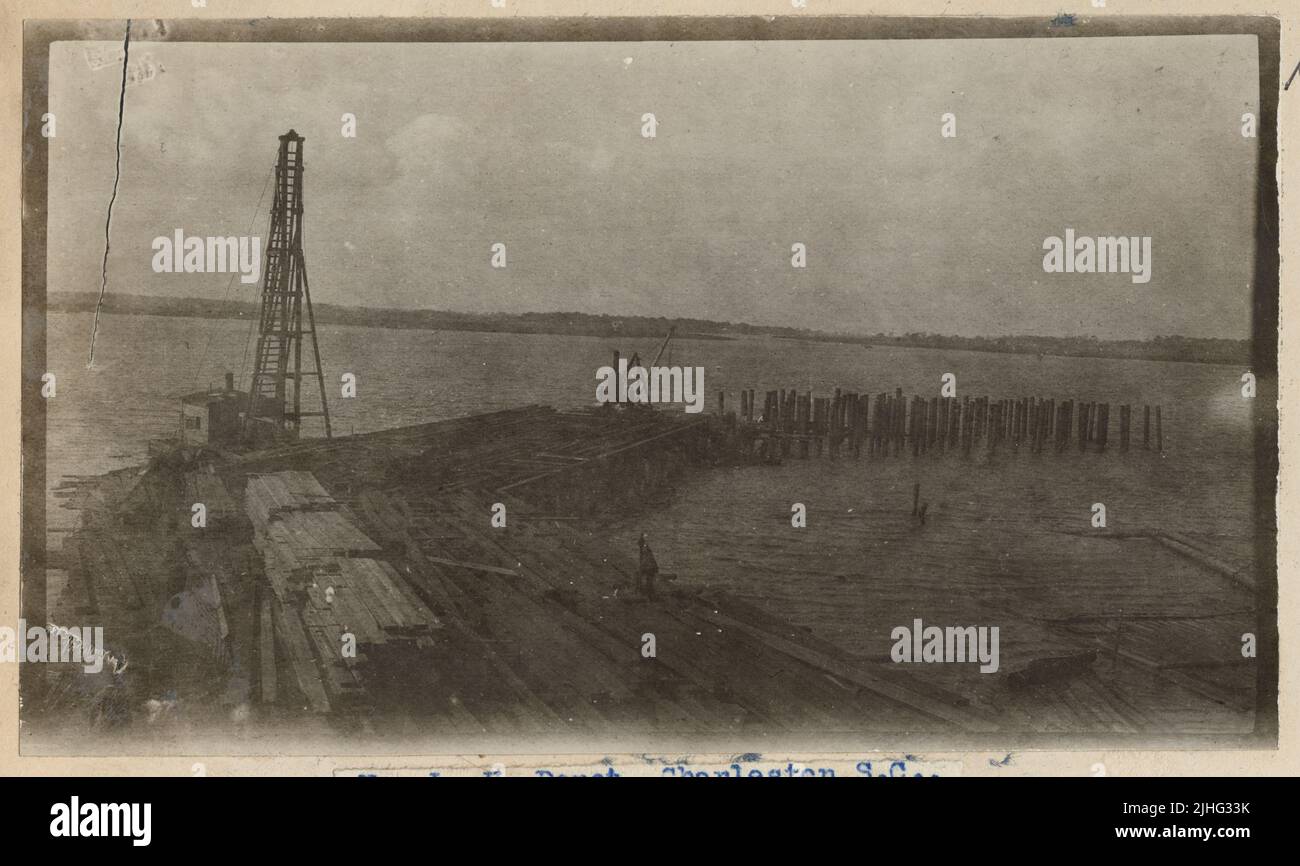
[[46, 291, 1250, 366]]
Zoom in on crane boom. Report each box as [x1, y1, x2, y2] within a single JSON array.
[[650, 326, 676, 367]]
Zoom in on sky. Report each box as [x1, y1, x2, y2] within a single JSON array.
[[47, 35, 1260, 340]]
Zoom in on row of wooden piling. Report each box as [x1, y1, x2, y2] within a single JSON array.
[[721, 388, 1163, 458]]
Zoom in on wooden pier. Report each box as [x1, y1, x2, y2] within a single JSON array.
[[37, 399, 1251, 742], [43, 406, 1006, 735], [230, 406, 1002, 730]]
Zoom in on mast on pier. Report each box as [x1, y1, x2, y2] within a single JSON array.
[[246, 130, 332, 441]]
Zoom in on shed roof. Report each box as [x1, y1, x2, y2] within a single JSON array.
[[181, 389, 250, 406]]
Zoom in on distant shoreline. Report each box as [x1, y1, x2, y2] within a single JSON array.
[[770, 333, 1249, 367], [47, 291, 1251, 366]]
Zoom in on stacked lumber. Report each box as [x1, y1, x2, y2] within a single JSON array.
[[254, 510, 382, 573], [76, 528, 144, 614], [245, 471, 334, 525], [245, 471, 440, 713]]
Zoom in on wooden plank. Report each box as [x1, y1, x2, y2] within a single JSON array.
[[353, 559, 438, 632], [697, 607, 1000, 732], [1113, 647, 1248, 710], [421, 555, 519, 577], [304, 581, 386, 647], [1152, 533, 1254, 590], [270, 599, 331, 714], [259, 596, 278, 704], [305, 625, 365, 700], [342, 562, 408, 632]]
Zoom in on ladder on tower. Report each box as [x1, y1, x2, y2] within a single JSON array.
[[246, 130, 332, 441]]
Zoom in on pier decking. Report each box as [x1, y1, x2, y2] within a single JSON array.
[[230, 406, 996, 732]]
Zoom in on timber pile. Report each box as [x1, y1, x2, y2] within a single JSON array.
[[244, 471, 335, 524], [245, 470, 439, 713], [70, 470, 182, 624], [75, 528, 145, 615], [53, 468, 146, 513]]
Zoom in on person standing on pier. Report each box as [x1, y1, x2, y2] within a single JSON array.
[[637, 534, 659, 600]]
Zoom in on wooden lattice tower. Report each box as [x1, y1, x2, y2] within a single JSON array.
[[247, 130, 332, 439]]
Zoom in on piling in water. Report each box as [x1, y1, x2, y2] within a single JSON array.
[[719, 383, 1163, 464]]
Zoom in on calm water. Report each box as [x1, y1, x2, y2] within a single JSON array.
[[45, 311, 1264, 536]]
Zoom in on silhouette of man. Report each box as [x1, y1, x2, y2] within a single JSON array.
[[637, 533, 659, 600]]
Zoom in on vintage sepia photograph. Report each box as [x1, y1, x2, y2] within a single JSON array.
[[18, 15, 1280, 759]]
